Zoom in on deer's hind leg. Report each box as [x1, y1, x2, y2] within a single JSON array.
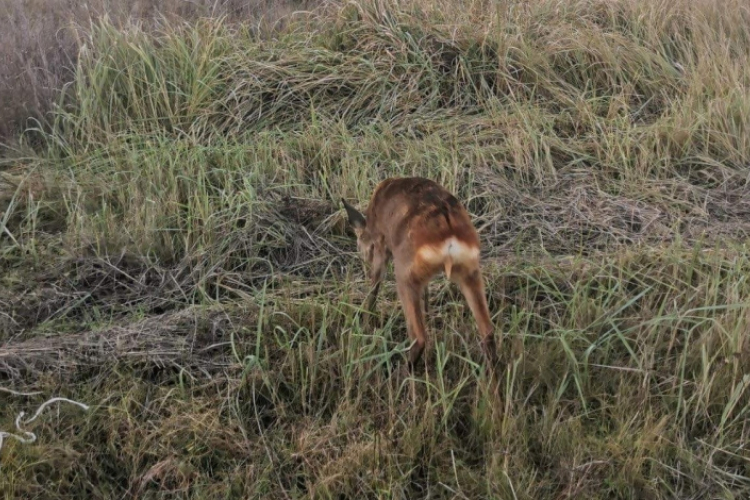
[[394, 260, 430, 367], [452, 262, 497, 364]]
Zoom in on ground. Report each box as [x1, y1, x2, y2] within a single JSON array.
[[1, 0, 749, 498]]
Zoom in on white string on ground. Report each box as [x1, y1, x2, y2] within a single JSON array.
[[0, 392, 90, 457], [0, 387, 42, 397]]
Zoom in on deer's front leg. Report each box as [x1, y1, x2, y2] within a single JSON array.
[[364, 248, 387, 326]]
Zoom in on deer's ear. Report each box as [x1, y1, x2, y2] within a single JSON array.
[[342, 199, 366, 232]]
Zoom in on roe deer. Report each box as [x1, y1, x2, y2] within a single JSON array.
[[342, 177, 497, 367]]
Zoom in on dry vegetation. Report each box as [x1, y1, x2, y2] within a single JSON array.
[[1, 0, 750, 498], [0, 0, 314, 142]]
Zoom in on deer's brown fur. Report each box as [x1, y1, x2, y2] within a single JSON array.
[[343, 177, 497, 366]]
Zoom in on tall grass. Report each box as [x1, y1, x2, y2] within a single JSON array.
[[16, 0, 750, 268], [0, 0, 313, 143], [1, 0, 749, 498], [2, 247, 750, 498]]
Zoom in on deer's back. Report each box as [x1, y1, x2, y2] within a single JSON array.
[[366, 177, 479, 252]]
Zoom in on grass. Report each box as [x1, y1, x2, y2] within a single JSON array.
[[1, 0, 750, 498], [0, 0, 313, 143]]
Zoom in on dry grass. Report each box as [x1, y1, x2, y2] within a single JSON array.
[[0, 0, 314, 143], [1, 0, 750, 498]]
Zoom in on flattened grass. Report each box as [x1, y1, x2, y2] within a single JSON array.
[[1, 0, 750, 498]]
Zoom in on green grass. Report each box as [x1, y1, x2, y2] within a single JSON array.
[[0, 0, 313, 142], [1, 0, 749, 498]]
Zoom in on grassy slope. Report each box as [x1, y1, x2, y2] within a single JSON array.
[[1, 0, 750, 498], [0, 0, 314, 142]]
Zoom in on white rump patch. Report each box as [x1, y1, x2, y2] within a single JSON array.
[[417, 237, 479, 265]]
